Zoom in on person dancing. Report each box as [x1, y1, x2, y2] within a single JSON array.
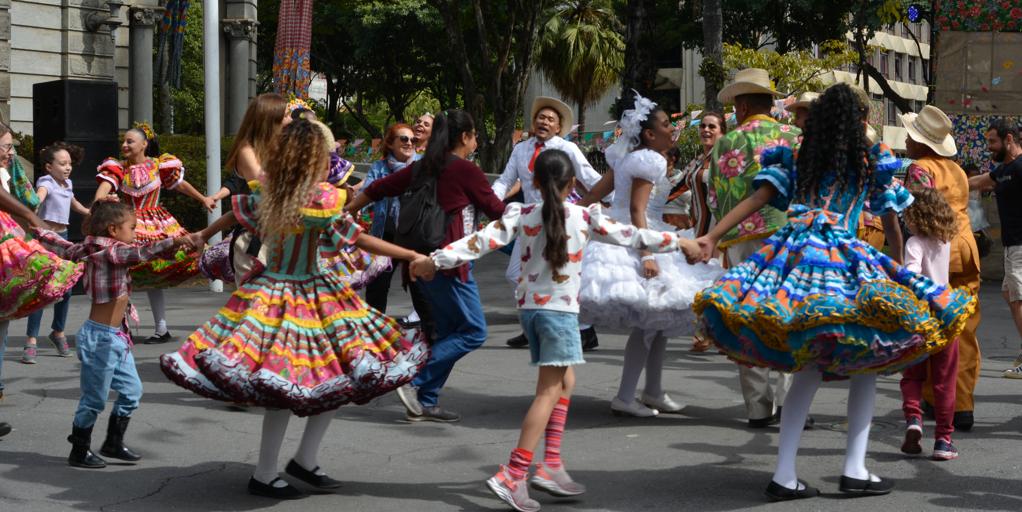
[[93, 123, 215, 343], [691, 83, 976, 500], [579, 93, 722, 417], [161, 119, 431, 499]]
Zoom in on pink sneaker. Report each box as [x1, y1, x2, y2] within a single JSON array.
[[485, 465, 540, 512], [530, 463, 586, 497]]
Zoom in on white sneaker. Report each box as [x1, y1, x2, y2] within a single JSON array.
[[395, 385, 423, 415], [610, 397, 658, 417], [1003, 364, 1022, 379], [1012, 351, 1022, 368], [640, 392, 685, 413]]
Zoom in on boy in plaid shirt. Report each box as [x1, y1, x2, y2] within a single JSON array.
[[35, 202, 192, 469]]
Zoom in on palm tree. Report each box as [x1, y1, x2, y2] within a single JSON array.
[[537, 0, 625, 134]]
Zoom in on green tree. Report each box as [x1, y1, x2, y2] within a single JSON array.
[[722, 40, 858, 96], [613, 0, 658, 117], [537, 0, 624, 133], [701, 0, 724, 112], [849, 0, 927, 112], [677, 1, 858, 53]]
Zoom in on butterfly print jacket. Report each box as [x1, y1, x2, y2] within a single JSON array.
[[431, 202, 690, 313]]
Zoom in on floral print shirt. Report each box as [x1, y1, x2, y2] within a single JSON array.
[[707, 114, 801, 248]]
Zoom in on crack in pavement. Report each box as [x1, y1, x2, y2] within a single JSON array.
[[97, 462, 228, 511]]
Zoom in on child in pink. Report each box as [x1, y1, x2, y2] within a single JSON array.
[[899, 187, 961, 461]]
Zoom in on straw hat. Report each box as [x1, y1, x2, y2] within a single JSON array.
[[784, 91, 820, 112], [900, 105, 957, 157], [865, 125, 879, 145], [530, 97, 574, 137], [718, 68, 785, 103]]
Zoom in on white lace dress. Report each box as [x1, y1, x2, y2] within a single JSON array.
[[579, 149, 723, 336]]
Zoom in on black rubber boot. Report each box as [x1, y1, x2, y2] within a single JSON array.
[[67, 425, 107, 468], [100, 415, 142, 461]]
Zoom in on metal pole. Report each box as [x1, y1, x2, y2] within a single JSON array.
[[204, 0, 223, 292]]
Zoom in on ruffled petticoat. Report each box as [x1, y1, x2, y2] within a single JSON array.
[[160, 270, 428, 416], [694, 207, 977, 380], [0, 211, 83, 320], [579, 226, 723, 337], [129, 206, 199, 288]]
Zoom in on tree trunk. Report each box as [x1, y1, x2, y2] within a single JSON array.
[[616, 0, 658, 116], [325, 74, 339, 124], [702, 0, 724, 112], [577, 104, 586, 137], [155, 28, 173, 133], [342, 95, 381, 139]]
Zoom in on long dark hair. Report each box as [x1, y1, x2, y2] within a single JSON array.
[[795, 83, 870, 199], [533, 149, 573, 270], [421, 109, 474, 179], [39, 141, 85, 167]]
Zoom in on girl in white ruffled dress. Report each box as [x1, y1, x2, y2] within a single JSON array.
[[579, 94, 723, 417]]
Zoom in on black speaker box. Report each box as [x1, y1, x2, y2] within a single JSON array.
[[32, 79, 120, 240]]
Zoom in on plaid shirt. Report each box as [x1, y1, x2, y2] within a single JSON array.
[[34, 230, 177, 306]]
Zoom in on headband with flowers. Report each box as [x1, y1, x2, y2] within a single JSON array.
[[605, 91, 657, 170], [286, 96, 314, 116], [132, 121, 156, 141]]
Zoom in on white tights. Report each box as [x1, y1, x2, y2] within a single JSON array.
[[771, 371, 877, 489], [146, 289, 167, 335], [615, 328, 668, 403], [252, 409, 335, 485]]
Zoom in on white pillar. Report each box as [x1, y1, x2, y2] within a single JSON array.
[[128, 7, 160, 124], [223, 19, 257, 135], [204, 0, 223, 292]]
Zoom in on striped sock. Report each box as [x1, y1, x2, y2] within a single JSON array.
[[544, 397, 571, 469], [507, 448, 533, 480]]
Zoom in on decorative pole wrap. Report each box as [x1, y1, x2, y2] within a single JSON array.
[[272, 0, 314, 97]]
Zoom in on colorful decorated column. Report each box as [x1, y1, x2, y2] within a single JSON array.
[[272, 0, 314, 98]]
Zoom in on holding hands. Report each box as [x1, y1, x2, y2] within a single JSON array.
[[689, 235, 718, 264], [409, 254, 437, 282]]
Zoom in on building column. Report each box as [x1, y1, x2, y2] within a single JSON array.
[[0, 0, 11, 124], [223, 18, 257, 135], [128, 6, 160, 124]]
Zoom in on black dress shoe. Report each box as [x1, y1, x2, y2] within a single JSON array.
[[142, 332, 175, 345], [953, 411, 973, 432], [506, 333, 529, 348], [804, 415, 816, 430], [248, 477, 308, 499], [748, 412, 780, 429], [838, 474, 894, 496], [764, 479, 819, 502], [580, 327, 599, 352], [285, 459, 343, 489], [0, 422, 11, 438]]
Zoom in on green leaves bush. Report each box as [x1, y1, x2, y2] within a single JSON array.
[[158, 134, 235, 231]]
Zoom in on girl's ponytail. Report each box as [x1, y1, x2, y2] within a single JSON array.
[[533, 150, 574, 270]]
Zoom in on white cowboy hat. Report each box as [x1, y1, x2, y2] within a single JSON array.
[[531, 97, 574, 138], [718, 68, 785, 103], [784, 91, 820, 112], [865, 125, 879, 145], [900, 105, 957, 157]]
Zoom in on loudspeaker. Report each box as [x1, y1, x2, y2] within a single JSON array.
[[32, 79, 120, 240]]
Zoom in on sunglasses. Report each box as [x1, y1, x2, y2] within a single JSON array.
[[397, 135, 413, 144]]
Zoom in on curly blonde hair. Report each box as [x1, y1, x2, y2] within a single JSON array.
[[258, 119, 333, 239], [903, 186, 957, 243]]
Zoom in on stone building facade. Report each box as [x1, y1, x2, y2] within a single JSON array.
[[0, 0, 258, 135]]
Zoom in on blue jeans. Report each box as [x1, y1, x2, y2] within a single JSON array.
[[0, 320, 8, 392], [412, 269, 487, 408], [26, 231, 71, 339], [73, 320, 143, 429]]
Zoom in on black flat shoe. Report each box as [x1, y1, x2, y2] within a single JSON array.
[[285, 459, 343, 489], [0, 422, 11, 438], [506, 333, 529, 348], [953, 411, 973, 432], [142, 332, 175, 345], [839, 474, 894, 496], [764, 479, 819, 502], [247, 477, 307, 499]]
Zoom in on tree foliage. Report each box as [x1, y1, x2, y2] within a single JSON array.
[[537, 0, 624, 133], [677, 0, 858, 53], [723, 40, 858, 96]]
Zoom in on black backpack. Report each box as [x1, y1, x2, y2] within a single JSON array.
[[394, 161, 449, 253]]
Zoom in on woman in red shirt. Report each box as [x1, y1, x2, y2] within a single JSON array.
[[346, 110, 506, 422]]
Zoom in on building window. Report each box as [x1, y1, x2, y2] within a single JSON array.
[[908, 57, 916, 82], [880, 52, 890, 78], [895, 54, 903, 81], [887, 100, 897, 126]]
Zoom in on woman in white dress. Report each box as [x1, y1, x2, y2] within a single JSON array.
[[579, 94, 722, 417]]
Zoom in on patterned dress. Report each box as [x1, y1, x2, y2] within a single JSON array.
[[160, 182, 428, 416], [0, 210, 82, 320], [694, 144, 977, 379], [97, 155, 199, 288]]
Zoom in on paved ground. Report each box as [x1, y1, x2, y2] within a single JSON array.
[[1, 256, 1021, 511]]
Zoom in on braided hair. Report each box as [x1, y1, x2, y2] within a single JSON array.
[[794, 83, 871, 200]]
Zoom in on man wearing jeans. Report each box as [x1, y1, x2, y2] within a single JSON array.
[[969, 119, 1022, 378]]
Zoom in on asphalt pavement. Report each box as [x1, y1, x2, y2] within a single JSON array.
[[1, 256, 1020, 511]]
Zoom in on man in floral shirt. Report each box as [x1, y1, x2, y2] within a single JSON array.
[[708, 68, 802, 429]]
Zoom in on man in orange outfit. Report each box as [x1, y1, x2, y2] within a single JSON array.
[[902, 105, 981, 431]]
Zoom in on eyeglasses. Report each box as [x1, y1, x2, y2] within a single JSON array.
[[0, 144, 13, 152], [397, 135, 413, 144]]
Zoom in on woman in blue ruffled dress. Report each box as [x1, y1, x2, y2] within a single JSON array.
[[691, 84, 976, 501]]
